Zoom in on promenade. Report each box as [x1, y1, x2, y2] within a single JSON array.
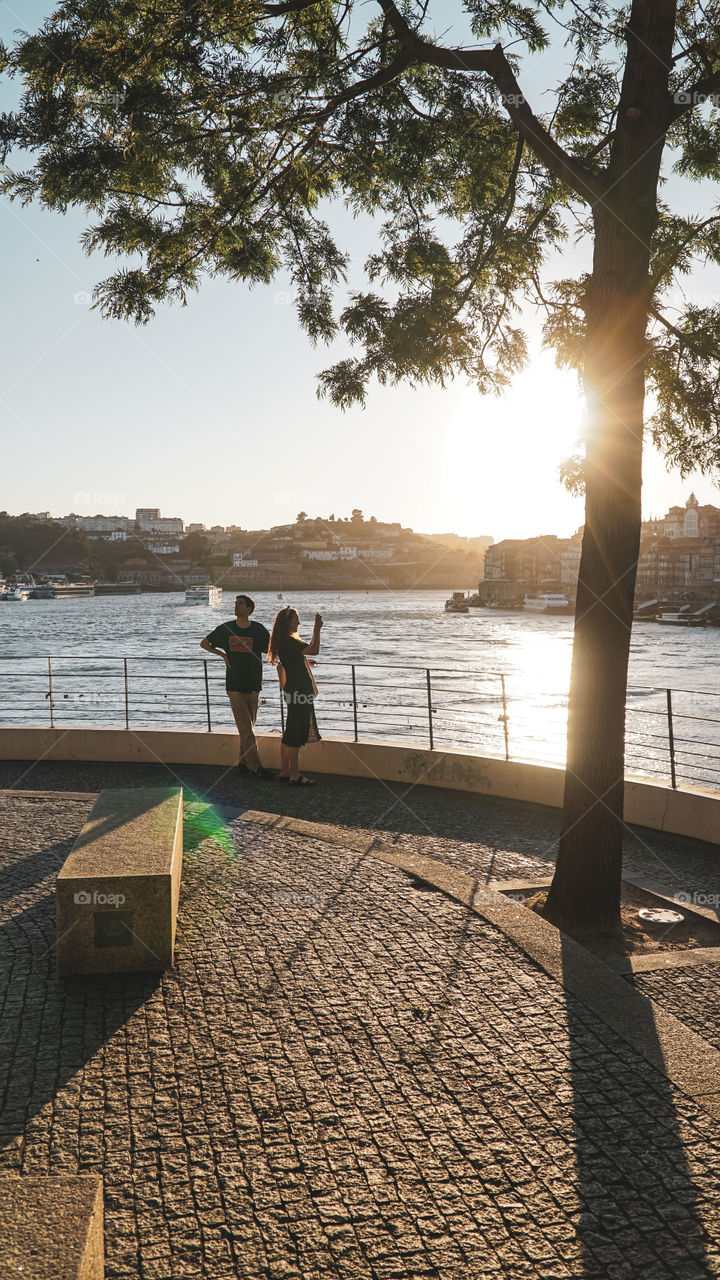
[[2, 759, 720, 1278]]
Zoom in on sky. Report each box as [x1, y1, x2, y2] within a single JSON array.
[[2, 1, 720, 543]]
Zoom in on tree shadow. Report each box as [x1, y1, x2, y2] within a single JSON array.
[[560, 933, 714, 1278]]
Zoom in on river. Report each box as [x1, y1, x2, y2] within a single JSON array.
[[1, 589, 719, 789]]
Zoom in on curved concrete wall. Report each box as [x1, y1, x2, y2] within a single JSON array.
[[0, 724, 718, 848]]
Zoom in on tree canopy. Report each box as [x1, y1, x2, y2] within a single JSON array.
[[2, 0, 720, 476]]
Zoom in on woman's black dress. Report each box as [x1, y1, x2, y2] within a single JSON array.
[[278, 636, 321, 748]]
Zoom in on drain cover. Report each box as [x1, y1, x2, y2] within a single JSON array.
[[638, 907, 684, 925]]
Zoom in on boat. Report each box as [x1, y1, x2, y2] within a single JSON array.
[[444, 592, 470, 614], [185, 585, 223, 606], [657, 610, 707, 627], [1, 583, 31, 601], [523, 592, 572, 614], [51, 583, 94, 597]]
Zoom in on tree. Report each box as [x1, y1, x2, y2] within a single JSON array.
[[181, 531, 212, 563], [296, 512, 308, 525], [3, 1, 720, 936], [351, 509, 364, 523]]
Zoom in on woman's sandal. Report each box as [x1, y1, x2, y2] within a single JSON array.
[[288, 776, 316, 786]]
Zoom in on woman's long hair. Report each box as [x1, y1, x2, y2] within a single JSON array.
[[268, 607, 298, 665]]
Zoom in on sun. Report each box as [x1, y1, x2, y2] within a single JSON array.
[[441, 351, 587, 539]]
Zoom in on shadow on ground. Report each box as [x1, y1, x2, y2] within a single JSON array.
[[561, 934, 714, 1278]]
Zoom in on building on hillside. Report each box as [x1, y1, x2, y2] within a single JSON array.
[[145, 542, 181, 555], [635, 495, 720, 600], [233, 554, 259, 568], [187, 523, 206, 533], [660, 492, 720, 540], [359, 547, 394, 562], [136, 508, 184, 534], [481, 534, 582, 599], [636, 537, 720, 599], [76, 515, 132, 532]]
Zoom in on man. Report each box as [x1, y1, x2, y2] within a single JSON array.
[[200, 594, 272, 777]]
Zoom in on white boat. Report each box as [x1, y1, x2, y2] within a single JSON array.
[[657, 610, 706, 627], [185, 585, 223, 606], [1, 584, 31, 601], [523, 592, 572, 614]]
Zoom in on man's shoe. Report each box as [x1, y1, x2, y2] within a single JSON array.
[[252, 766, 274, 779]]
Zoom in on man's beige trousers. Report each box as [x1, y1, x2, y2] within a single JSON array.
[[227, 690, 261, 771]]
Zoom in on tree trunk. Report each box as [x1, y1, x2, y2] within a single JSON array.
[[543, 0, 677, 936]]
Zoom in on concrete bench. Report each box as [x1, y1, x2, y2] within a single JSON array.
[[56, 787, 183, 976], [0, 1174, 103, 1279]]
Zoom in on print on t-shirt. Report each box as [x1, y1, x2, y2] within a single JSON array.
[[229, 635, 253, 653]]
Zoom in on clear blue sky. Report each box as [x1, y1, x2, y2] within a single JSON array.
[[2, 1, 719, 540]]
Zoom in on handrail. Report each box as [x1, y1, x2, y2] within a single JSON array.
[[0, 653, 718, 793]]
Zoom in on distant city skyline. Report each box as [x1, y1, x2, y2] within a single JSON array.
[[2, 2, 720, 545], [6, 482, 719, 548]]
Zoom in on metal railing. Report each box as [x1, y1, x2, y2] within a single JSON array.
[[0, 654, 718, 793]]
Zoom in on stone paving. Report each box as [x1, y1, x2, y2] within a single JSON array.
[[2, 766, 720, 1277]]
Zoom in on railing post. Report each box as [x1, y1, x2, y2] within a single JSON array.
[[48, 656, 54, 728], [123, 657, 129, 729], [500, 674, 510, 761], [203, 660, 212, 731], [426, 669, 434, 750], [666, 687, 677, 789], [351, 664, 359, 742]]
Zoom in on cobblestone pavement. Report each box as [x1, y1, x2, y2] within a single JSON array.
[[3, 787, 720, 1278]]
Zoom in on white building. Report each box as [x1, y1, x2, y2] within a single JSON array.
[[338, 546, 357, 559], [77, 515, 132, 532], [233, 554, 259, 568], [187, 523, 206, 533], [303, 549, 338, 561], [136, 508, 184, 534], [359, 547, 394, 561]]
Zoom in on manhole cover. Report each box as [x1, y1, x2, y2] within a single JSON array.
[[638, 907, 684, 925]]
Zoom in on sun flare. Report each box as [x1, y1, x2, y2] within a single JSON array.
[[443, 351, 587, 539]]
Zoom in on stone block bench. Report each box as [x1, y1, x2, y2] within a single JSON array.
[[56, 787, 183, 976], [0, 1174, 103, 1279]]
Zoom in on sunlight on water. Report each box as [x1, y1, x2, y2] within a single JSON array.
[[0, 590, 719, 788]]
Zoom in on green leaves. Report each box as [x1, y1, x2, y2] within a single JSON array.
[[1, 0, 720, 459]]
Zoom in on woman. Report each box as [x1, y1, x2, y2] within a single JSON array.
[[268, 606, 323, 784]]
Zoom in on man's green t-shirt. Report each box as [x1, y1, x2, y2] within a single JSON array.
[[205, 619, 270, 693]]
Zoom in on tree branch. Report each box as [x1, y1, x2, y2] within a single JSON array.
[[376, 0, 602, 205], [669, 66, 720, 122]]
